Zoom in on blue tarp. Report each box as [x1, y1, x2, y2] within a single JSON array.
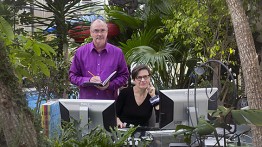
[[44, 14, 104, 34]]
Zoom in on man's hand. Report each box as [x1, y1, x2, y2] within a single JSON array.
[[95, 81, 109, 90], [90, 76, 102, 83]]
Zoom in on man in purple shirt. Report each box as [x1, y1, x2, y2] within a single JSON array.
[[69, 19, 129, 100]]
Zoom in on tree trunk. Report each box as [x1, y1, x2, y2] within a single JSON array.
[[0, 42, 38, 146], [226, 0, 262, 146]]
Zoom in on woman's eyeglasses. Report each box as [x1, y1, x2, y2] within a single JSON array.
[[136, 75, 150, 81]]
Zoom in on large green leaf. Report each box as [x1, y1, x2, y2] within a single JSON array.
[[232, 109, 262, 126], [105, 9, 142, 29], [174, 124, 195, 144], [125, 45, 175, 70], [15, 51, 32, 59], [30, 57, 39, 74], [0, 16, 14, 40], [14, 66, 32, 81], [38, 42, 56, 57], [43, 58, 56, 67], [38, 61, 50, 77], [24, 38, 33, 50], [194, 117, 215, 136], [210, 105, 232, 117], [32, 42, 41, 56]]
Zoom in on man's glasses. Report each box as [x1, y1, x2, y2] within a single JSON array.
[[92, 29, 107, 34], [136, 75, 150, 81]]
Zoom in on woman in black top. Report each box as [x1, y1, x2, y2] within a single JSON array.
[[116, 64, 159, 128]]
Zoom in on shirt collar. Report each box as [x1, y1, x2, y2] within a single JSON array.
[[90, 42, 109, 53]]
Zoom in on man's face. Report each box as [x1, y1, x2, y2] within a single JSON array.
[[90, 20, 108, 49]]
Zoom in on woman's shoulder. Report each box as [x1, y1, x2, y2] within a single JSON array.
[[120, 86, 133, 93], [117, 87, 133, 101]]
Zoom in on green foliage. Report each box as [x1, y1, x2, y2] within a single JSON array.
[[49, 120, 150, 147], [18, 0, 104, 101], [161, 0, 234, 61], [232, 109, 262, 126], [0, 16, 56, 83], [106, 1, 211, 89], [123, 44, 179, 89], [104, 7, 143, 30], [8, 35, 56, 80], [106, 1, 192, 89], [175, 106, 261, 145], [24, 0, 101, 32], [120, 28, 163, 54], [0, 0, 29, 27], [0, 16, 14, 41], [0, 15, 45, 146], [174, 116, 216, 145]]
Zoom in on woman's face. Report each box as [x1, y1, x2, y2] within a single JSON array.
[[134, 69, 150, 89]]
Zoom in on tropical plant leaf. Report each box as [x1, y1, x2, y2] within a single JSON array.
[[126, 45, 175, 69], [111, 127, 137, 146], [14, 51, 32, 59], [174, 124, 194, 144], [154, 0, 174, 16], [210, 105, 232, 117], [24, 38, 33, 50], [14, 66, 32, 81], [32, 42, 41, 56], [105, 9, 142, 29], [232, 109, 262, 126], [30, 58, 38, 75], [194, 117, 215, 136], [38, 61, 50, 77], [44, 58, 56, 67], [0, 16, 14, 40], [38, 42, 56, 56]]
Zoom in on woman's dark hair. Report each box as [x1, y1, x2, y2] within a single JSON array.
[[131, 64, 151, 80]]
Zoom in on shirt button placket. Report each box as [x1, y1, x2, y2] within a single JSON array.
[[97, 54, 101, 75]]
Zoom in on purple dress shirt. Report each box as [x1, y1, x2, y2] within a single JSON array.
[[69, 42, 129, 100]]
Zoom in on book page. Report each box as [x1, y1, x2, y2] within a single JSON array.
[[101, 71, 117, 86], [82, 71, 117, 87]]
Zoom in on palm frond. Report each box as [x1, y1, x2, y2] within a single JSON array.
[[120, 28, 162, 53], [153, 0, 174, 17], [105, 9, 142, 29], [126, 45, 175, 71]]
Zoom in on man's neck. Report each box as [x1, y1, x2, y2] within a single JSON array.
[[94, 44, 106, 53], [95, 48, 104, 53]]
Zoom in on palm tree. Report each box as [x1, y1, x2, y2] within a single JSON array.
[[105, 0, 198, 89], [20, 0, 101, 98], [226, 0, 262, 145]]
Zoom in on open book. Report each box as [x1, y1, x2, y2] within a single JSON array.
[[82, 71, 117, 87]]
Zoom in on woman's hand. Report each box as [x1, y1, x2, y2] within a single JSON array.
[[147, 82, 156, 97], [148, 83, 160, 108], [116, 117, 126, 128]]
